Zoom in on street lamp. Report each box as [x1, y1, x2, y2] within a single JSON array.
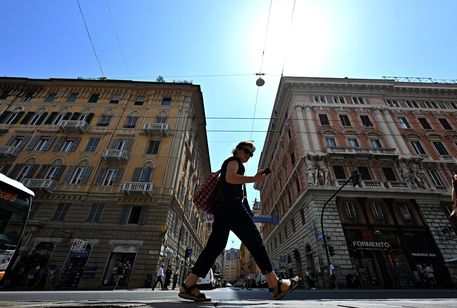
[[320, 171, 361, 268]]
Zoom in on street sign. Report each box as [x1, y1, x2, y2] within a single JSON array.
[[252, 215, 278, 224]]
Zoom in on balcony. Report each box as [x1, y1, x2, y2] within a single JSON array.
[[60, 120, 88, 133], [121, 182, 154, 196], [143, 123, 169, 136], [0, 146, 19, 158], [102, 149, 130, 162], [22, 178, 57, 193], [326, 147, 398, 157]]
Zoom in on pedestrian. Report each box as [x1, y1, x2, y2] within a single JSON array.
[[172, 270, 179, 290], [164, 267, 172, 290], [178, 141, 299, 302], [114, 262, 124, 290], [152, 265, 165, 290], [423, 264, 437, 288], [328, 263, 337, 289], [449, 174, 457, 226]]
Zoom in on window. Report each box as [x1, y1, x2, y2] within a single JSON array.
[[162, 97, 172, 106], [398, 117, 410, 128], [333, 166, 346, 179], [86, 204, 104, 223], [0, 111, 24, 124], [119, 205, 148, 225], [427, 170, 444, 186], [101, 169, 121, 186], [21, 90, 35, 102], [352, 97, 366, 104], [382, 167, 397, 181], [45, 93, 57, 103], [399, 203, 412, 222], [339, 114, 351, 126], [67, 92, 78, 102], [411, 140, 427, 155], [134, 95, 145, 105], [360, 115, 373, 127], [156, 115, 167, 123], [325, 138, 336, 147], [88, 93, 99, 103], [406, 100, 419, 108], [110, 94, 120, 104], [357, 166, 371, 180], [347, 138, 359, 148], [433, 141, 449, 155], [29, 113, 47, 125], [385, 99, 399, 107], [344, 201, 357, 219], [29, 202, 41, 220], [332, 96, 346, 104], [60, 138, 78, 152], [84, 137, 100, 152], [370, 201, 384, 218], [132, 167, 153, 182], [67, 166, 88, 184], [319, 114, 330, 125], [439, 118, 453, 130], [313, 95, 326, 103], [51, 203, 71, 221], [124, 115, 138, 128], [146, 140, 160, 154], [97, 115, 112, 127], [300, 208, 305, 225], [0, 90, 9, 100], [418, 117, 432, 129], [291, 217, 296, 233], [370, 139, 382, 149], [15, 165, 34, 182], [34, 137, 52, 151]]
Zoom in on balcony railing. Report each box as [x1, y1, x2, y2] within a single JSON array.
[[60, 120, 88, 133], [385, 181, 410, 189], [102, 149, 130, 161], [326, 147, 397, 156], [121, 182, 154, 196], [0, 146, 19, 157], [22, 178, 57, 193], [362, 180, 383, 188], [143, 123, 169, 135]]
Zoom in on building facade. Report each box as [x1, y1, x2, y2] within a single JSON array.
[[0, 77, 212, 289], [257, 76, 457, 289], [223, 248, 240, 283]]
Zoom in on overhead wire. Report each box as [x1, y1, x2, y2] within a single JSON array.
[[105, 0, 130, 78], [76, 0, 105, 77]]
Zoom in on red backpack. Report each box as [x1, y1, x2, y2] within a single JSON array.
[[193, 170, 221, 214]]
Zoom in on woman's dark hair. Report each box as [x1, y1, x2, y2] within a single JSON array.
[[232, 141, 255, 156]]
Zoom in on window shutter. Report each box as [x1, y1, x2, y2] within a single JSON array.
[[132, 168, 141, 181], [37, 165, 50, 179], [9, 164, 24, 179], [26, 136, 40, 151], [53, 137, 65, 151], [113, 168, 124, 185], [139, 205, 149, 225], [54, 165, 66, 181], [20, 112, 35, 124], [95, 168, 106, 185], [11, 112, 24, 124], [36, 112, 48, 125], [85, 113, 94, 124], [119, 205, 129, 224], [70, 112, 81, 120], [81, 166, 93, 184], [63, 166, 75, 183]]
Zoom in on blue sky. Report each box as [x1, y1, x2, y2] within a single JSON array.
[[1, 0, 456, 249]]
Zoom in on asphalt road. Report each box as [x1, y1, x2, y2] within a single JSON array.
[[0, 288, 456, 307]]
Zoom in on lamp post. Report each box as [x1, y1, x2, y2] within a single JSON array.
[[320, 171, 361, 268]]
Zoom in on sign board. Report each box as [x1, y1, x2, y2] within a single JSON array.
[[352, 240, 390, 251], [252, 215, 279, 224]]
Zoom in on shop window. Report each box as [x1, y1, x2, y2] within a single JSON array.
[[103, 252, 135, 287]]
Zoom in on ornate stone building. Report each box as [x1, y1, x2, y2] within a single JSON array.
[[257, 76, 457, 288], [0, 77, 212, 289]]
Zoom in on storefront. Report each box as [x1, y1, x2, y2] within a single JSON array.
[[102, 245, 136, 288], [57, 238, 92, 289]]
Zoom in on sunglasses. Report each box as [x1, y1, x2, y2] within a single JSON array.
[[242, 148, 254, 157]]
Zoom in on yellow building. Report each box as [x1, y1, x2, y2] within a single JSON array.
[[0, 77, 212, 289]]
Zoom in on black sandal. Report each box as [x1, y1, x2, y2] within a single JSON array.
[[178, 283, 211, 302], [269, 277, 299, 300]]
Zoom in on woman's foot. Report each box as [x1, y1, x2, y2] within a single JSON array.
[[269, 276, 300, 300], [178, 283, 211, 302]]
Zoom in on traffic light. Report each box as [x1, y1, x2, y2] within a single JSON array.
[[328, 246, 335, 256], [351, 171, 362, 187]]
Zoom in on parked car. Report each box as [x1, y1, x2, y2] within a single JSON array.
[[196, 268, 216, 289]]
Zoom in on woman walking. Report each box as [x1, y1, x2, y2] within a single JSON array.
[[178, 141, 299, 302]]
